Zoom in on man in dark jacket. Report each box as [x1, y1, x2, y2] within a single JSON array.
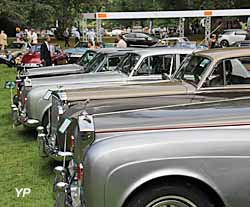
[[40, 35, 52, 66]]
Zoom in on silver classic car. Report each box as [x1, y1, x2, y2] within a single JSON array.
[[53, 97, 250, 207], [14, 47, 195, 128]]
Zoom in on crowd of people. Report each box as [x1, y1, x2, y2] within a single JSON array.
[[15, 27, 38, 45]]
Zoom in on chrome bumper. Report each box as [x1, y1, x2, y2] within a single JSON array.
[[37, 126, 73, 161], [11, 105, 40, 127], [11, 105, 20, 126], [20, 63, 42, 69], [53, 162, 84, 207]]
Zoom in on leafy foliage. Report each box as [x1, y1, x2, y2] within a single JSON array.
[[0, 0, 249, 32]]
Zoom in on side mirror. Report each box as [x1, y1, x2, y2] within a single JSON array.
[[162, 73, 171, 80]]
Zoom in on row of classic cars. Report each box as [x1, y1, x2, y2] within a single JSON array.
[[13, 47, 197, 128], [10, 44, 250, 207]]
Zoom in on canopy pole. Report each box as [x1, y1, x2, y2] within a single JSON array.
[[96, 18, 102, 43], [179, 18, 185, 37], [205, 16, 211, 44]]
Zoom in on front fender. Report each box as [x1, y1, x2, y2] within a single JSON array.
[[105, 159, 226, 207], [39, 100, 52, 123]]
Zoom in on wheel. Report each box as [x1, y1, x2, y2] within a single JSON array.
[[124, 182, 215, 207], [220, 40, 229, 48]]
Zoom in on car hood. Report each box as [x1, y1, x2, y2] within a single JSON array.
[[87, 124, 250, 170], [94, 98, 250, 141], [30, 71, 128, 87], [61, 81, 193, 120], [21, 64, 83, 78], [22, 52, 40, 64]]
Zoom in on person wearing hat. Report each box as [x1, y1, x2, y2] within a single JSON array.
[[40, 35, 52, 66]]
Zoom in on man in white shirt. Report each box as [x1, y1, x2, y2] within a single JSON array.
[[87, 29, 96, 44], [74, 30, 81, 45], [31, 29, 38, 44], [116, 34, 127, 48]]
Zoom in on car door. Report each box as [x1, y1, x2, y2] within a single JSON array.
[[194, 57, 250, 101]]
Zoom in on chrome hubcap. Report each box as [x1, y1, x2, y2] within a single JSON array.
[[146, 195, 197, 207]]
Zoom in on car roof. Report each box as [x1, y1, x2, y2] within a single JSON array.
[[195, 47, 250, 61], [224, 29, 246, 32], [124, 32, 148, 35], [96, 48, 139, 54], [127, 47, 199, 56], [162, 37, 187, 40]]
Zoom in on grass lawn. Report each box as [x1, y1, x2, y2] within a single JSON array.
[[0, 65, 55, 206]]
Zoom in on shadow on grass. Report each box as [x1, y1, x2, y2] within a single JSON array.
[[39, 158, 63, 177], [11, 122, 38, 142]]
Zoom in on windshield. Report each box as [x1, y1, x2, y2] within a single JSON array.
[[116, 53, 140, 75], [84, 53, 105, 73], [78, 51, 96, 66], [174, 55, 212, 85], [29, 45, 41, 53]]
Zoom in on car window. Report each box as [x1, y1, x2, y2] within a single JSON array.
[[117, 53, 140, 75], [135, 55, 175, 76], [174, 55, 211, 85], [99, 56, 122, 72], [221, 31, 234, 35], [235, 31, 248, 35], [125, 33, 136, 38], [136, 33, 147, 38], [78, 51, 96, 66], [203, 57, 250, 87], [30, 45, 41, 53], [84, 53, 105, 72]]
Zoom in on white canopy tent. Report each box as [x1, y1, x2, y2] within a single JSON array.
[[82, 9, 250, 42]]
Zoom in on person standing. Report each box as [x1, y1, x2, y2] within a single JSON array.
[[31, 29, 38, 45], [87, 29, 96, 45], [40, 35, 52, 66], [63, 28, 70, 47], [116, 34, 127, 48], [209, 34, 218, 49], [74, 29, 80, 45], [88, 40, 97, 50], [0, 30, 7, 50]]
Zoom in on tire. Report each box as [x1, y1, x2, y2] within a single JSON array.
[[220, 40, 229, 48], [124, 181, 215, 207]]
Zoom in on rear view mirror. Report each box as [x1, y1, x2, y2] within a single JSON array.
[[162, 73, 171, 80]]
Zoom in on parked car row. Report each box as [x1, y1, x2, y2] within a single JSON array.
[[10, 45, 250, 207]]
